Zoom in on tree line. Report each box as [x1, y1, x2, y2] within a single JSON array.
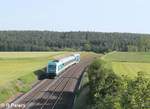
[[0, 31, 150, 52]]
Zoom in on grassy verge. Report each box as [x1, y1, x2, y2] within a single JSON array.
[[73, 52, 101, 109], [0, 73, 36, 102], [73, 72, 90, 109]]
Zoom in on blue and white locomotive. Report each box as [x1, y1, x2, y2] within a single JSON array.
[[46, 53, 80, 77]]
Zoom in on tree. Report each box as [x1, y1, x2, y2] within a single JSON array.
[[0, 31, 149, 52], [121, 72, 150, 109], [83, 43, 91, 51]]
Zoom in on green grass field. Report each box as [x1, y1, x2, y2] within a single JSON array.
[[0, 52, 67, 103], [103, 51, 150, 78], [0, 52, 65, 86], [103, 51, 150, 63]]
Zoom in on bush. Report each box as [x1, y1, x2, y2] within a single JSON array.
[[121, 72, 150, 109], [87, 59, 150, 109], [88, 59, 123, 109]]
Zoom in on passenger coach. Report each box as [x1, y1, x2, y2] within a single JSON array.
[[46, 53, 80, 77]]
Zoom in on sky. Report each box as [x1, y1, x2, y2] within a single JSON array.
[[0, 0, 150, 33]]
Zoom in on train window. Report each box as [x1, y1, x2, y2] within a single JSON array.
[[48, 65, 56, 71]]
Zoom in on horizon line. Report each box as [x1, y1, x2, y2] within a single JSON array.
[[0, 30, 150, 35]]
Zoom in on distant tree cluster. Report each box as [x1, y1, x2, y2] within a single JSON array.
[[0, 31, 150, 52], [87, 59, 150, 109]]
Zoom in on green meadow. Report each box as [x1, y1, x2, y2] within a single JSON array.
[[0, 52, 66, 103], [0, 52, 66, 85], [103, 51, 150, 78]]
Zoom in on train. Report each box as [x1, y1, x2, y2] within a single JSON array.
[[46, 53, 80, 77]]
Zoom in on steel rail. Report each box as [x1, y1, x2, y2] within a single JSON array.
[[39, 64, 81, 109], [51, 68, 83, 109], [51, 58, 94, 109], [32, 65, 77, 107], [41, 62, 84, 109], [21, 80, 52, 104]]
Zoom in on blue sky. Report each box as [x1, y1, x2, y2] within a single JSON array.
[[0, 0, 150, 33]]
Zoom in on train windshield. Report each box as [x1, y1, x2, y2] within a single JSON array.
[[48, 65, 56, 71]]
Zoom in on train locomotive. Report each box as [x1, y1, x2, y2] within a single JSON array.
[[46, 53, 80, 77]]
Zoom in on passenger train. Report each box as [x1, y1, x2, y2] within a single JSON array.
[[46, 53, 80, 77]]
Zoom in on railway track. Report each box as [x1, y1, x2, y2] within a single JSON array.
[[38, 57, 93, 109], [39, 61, 85, 109], [10, 64, 77, 109], [7, 55, 96, 109], [29, 66, 78, 109]]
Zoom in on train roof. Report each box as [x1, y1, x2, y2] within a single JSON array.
[[73, 53, 80, 56], [59, 55, 75, 63], [48, 53, 80, 64], [48, 60, 58, 64]]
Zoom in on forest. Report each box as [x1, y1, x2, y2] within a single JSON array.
[[0, 31, 150, 52]]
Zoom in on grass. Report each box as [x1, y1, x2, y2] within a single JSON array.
[[112, 62, 150, 78], [102, 51, 150, 78], [0, 52, 66, 103], [0, 52, 64, 85], [103, 51, 150, 63], [73, 52, 101, 109], [73, 72, 90, 109]]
